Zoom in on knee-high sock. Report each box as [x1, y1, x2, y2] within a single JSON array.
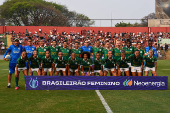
[[15, 77, 19, 87]]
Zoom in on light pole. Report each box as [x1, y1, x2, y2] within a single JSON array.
[[111, 12, 113, 27]]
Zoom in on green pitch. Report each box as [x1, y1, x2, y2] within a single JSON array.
[[0, 60, 170, 113]]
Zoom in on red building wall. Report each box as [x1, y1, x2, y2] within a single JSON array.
[[0, 26, 170, 34]]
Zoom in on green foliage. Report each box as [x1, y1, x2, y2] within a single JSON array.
[[0, 0, 94, 26], [115, 21, 134, 27]]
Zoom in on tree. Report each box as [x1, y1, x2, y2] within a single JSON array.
[[0, 0, 94, 26], [141, 13, 156, 27], [115, 21, 133, 27]]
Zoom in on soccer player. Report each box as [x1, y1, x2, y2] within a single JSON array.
[[80, 40, 92, 53], [60, 41, 71, 59], [143, 50, 157, 76], [15, 51, 28, 90], [92, 40, 103, 59], [129, 50, 143, 76], [102, 41, 114, 59], [136, 41, 145, 56], [68, 53, 80, 76], [41, 50, 54, 76], [49, 40, 60, 59], [123, 39, 135, 66], [24, 37, 36, 69], [103, 51, 117, 76], [37, 39, 49, 59], [28, 50, 41, 76], [117, 50, 129, 76], [54, 52, 68, 76], [4, 38, 23, 88], [80, 52, 92, 76], [71, 42, 82, 58], [113, 40, 122, 60], [145, 39, 157, 57], [92, 52, 103, 76]]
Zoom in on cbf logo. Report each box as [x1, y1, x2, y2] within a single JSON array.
[[29, 77, 38, 88], [123, 79, 133, 86]]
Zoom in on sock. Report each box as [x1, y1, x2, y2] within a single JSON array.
[[24, 76, 26, 83], [15, 77, 19, 87], [8, 83, 11, 86]]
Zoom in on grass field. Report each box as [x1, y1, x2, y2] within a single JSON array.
[[0, 60, 170, 113]]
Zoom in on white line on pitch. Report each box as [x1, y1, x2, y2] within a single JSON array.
[[95, 90, 113, 113], [161, 69, 170, 70]]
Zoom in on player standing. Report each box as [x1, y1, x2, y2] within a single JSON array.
[[24, 38, 36, 72], [136, 41, 145, 56], [129, 50, 143, 76], [103, 51, 117, 76], [92, 40, 103, 60], [102, 41, 114, 60], [37, 39, 49, 59], [92, 52, 103, 76], [113, 40, 122, 60], [49, 40, 60, 59], [71, 42, 82, 58], [15, 51, 28, 90], [68, 53, 80, 76], [4, 38, 23, 88], [60, 41, 71, 59], [143, 50, 157, 76], [28, 50, 41, 76], [117, 50, 130, 76]]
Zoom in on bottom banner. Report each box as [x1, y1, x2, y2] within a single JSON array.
[[26, 76, 168, 90]]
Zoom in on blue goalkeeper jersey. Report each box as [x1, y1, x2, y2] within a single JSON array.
[[4, 44, 23, 63], [24, 45, 36, 58]]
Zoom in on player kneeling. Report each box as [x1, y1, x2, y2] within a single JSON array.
[[68, 53, 80, 76], [117, 50, 130, 76], [15, 51, 28, 90], [80, 52, 92, 76], [54, 52, 68, 76], [41, 50, 54, 76], [129, 50, 143, 76], [28, 50, 41, 76], [103, 51, 117, 76], [92, 52, 103, 76], [143, 50, 157, 76]]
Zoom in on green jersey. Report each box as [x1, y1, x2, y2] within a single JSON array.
[[93, 59, 103, 70], [17, 57, 28, 68], [37, 46, 49, 59], [104, 57, 116, 69], [143, 55, 157, 68], [136, 48, 145, 56], [68, 58, 80, 69], [123, 46, 135, 58], [60, 47, 71, 59], [54, 57, 67, 68], [49, 46, 60, 59], [117, 57, 129, 68], [71, 48, 82, 58], [41, 57, 54, 68], [28, 56, 41, 68], [92, 46, 103, 59], [113, 47, 122, 60], [129, 54, 143, 67], [80, 59, 92, 72], [102, 48, 114, 59]]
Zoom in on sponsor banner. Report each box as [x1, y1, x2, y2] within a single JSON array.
[[26, 76, 168, 90]]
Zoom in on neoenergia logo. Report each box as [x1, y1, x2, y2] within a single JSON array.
[[29, 77, 38, 88], [123, 79, 133, 86]]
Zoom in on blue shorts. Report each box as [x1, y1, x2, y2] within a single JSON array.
[[9, 63, 17, 74]]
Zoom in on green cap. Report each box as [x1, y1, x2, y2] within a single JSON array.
[[14, 38, 19, 41]]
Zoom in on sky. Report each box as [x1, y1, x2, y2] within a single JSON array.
[[0, 0, 155, 27]]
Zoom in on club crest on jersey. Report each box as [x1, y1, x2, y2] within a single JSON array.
[[89, 48, 90, 50], [67, 50, 69, 52], [79, 51, 81, 53], [87, 62, 90, 64], [75, 62, 77, 64], [44, 49, 46, 51], [62, 62, 64, 64], [140, 51, 142, 53], [18, 47, 20, 50], [130, 48, 132, 50], [32, 48, 34, 50], [99, 49, 101, 51], [56, 49, 58, 51]]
